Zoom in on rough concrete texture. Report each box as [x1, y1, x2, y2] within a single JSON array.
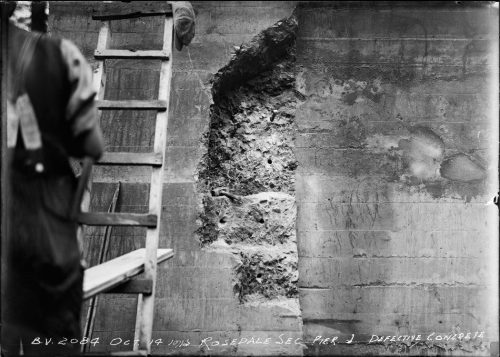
[[202, 192, 296, 246], [200, 15, 299, 196], [295, 3, 498, 356], [234, 246, 298, 302], [198, 15, 303, 308], [211, 15, 298, 103]]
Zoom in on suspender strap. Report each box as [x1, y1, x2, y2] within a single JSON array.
[[16, 94, 42, 150], [12, 32, 41, 98]]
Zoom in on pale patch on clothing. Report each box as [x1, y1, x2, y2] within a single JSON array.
[[7, 94, 42, 150]]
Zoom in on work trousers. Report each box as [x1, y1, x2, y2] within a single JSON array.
[[2, 169, 83, 357]]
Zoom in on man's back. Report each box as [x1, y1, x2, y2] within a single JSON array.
[[2, 22, 103, 357]]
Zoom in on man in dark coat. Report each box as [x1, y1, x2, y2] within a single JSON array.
[[1, 3, 104, 356]]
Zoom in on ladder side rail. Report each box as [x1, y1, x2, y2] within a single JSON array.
[[1, 4, 10, 321], [78, 20, 108, 247], [80, 20, 109, 216], [134, 16, 173, 353], [93, 21, 109, 98], [80, 20, 109, 354]]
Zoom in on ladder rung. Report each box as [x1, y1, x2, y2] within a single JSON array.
[[91, 1, 172, 20], [83, 248, 174, 300], [78, 212, 157, 227], [95, 49, 169, 59], [97, 152, 163, 166], [97, 100, 167, 111], [106, 278, 153, 295]]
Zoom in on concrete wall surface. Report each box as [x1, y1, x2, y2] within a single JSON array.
[[47, 1, 498, 356], [295, 2, 499, 355]]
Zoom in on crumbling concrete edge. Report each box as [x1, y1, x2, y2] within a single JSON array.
[[194, 9, 305, 356], [211, 13, 298, 105]]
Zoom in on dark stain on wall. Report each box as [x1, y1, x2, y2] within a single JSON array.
[[440, 153, 486, 182], [395, 125, 488, 201], [386, 124, 488, 201]]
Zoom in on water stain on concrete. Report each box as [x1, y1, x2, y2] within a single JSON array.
[[365, 124, 487, 201], [440, 153, 486, 182], [398, 125, 445, 181]]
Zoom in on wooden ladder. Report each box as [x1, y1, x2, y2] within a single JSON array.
[[79, 2, 174, 356]]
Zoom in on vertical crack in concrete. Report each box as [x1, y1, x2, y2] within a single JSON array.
[[197, 15, 303, 305]]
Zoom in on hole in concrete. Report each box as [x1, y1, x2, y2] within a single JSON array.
[[270, 111, 277, 122], [197, 14, 301, 303]]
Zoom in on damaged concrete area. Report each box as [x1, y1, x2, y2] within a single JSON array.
[[364, 123, 489, 200], [296, 72, 490, 202], [197, 15, 302, 304], [234, 248, 298, 303]]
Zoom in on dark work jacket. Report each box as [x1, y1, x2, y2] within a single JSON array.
[[2, 25, 97, 357]]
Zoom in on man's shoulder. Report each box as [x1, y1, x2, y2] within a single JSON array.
[[28, 30, 62, 48], [24, 30, 64, 65]]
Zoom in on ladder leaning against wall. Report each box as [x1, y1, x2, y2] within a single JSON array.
[[76, 2, 175, 356]]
